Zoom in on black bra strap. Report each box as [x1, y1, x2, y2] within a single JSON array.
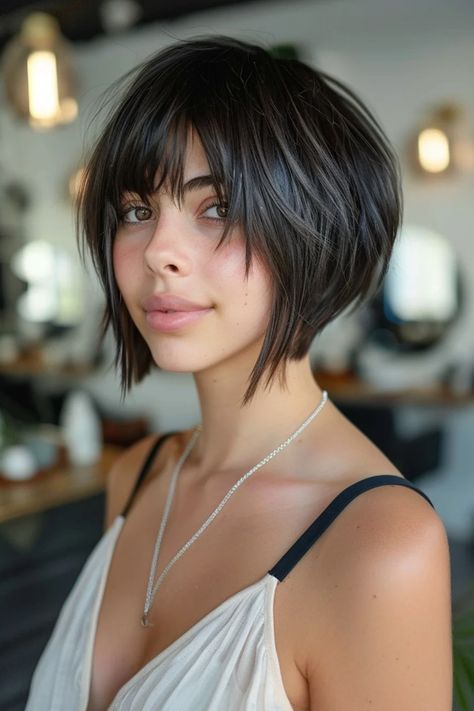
[[120, 431, 178, 518], [268, 475, 435, 582]]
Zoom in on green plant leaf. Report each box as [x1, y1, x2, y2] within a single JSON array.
[[453, 643, 474, 710], [452, 587, 474, 710]]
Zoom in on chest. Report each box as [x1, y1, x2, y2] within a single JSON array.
[[85, 477, 328, 711]]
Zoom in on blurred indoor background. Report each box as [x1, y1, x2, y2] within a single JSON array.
[[0, 0, 473, 708]]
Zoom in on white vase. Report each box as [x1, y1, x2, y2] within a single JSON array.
[[1, 445, 37, 480], [59, 390, 102, 466]]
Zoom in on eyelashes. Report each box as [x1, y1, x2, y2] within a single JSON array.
[[202, 201, 229, 222], [119, 204, 153, 224], [118, 199, 229, 225]]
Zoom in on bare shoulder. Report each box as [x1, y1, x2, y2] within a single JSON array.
[[300, 482, 453, 710], [103, 430, 182, 530], [322, 477, 444, 559]]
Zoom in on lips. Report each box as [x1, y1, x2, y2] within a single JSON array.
[[142, 293, 213, 333], [142, 293, 212, 313], [145, 306, 213, 333]]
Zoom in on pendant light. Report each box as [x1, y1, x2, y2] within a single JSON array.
[[2, 12, 78, 129]]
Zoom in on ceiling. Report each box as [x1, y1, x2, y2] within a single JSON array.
[[0, 0, 278, 48], [1, 0, 472, 59]]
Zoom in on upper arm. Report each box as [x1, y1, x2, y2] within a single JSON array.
[[305, 487, 453, 711], [103, 434, 159, 531]]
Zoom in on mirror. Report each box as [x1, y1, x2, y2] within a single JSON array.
[[0, 177, 84, 341], [368, 224, 462, 352], [11, 240, 84, 328]]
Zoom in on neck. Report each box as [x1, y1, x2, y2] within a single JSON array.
[[190, 350, 326, 478]]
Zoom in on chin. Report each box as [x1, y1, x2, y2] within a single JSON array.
[[147, 345, 216, 374], [142, 324, 267, 375], [147, 342, 253, 376]]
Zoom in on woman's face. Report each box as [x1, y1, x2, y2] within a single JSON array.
[[112, 133, 273, 376]]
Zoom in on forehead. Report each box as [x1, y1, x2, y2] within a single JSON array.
[[152, 129, 215, 197], [182, 130, 211, 178], [119, 127, 218, 202]]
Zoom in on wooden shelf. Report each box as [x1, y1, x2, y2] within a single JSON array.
[[0, 446, 123, 524], [0, 354, 95, 378], [314, 370, 474, 407]]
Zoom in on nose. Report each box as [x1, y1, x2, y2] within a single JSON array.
[[143, 211, 192, 277]]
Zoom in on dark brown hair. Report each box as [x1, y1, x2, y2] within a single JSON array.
[[77, 35, 402, 405]]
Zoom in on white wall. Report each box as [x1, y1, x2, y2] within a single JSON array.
[[2, 0, 474, 538]]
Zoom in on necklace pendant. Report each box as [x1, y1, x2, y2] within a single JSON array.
[[141, 613, 153, 628]]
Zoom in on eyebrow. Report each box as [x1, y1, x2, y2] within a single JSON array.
[[121, 175, 220, 204], [182, 175, 219, 193]]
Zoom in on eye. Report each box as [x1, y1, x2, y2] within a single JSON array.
[[120, 205, 154, 223], [202, 201, 229, 221]]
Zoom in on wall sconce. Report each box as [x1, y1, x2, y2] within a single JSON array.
[[2, 12, 78, 129], [409, 102, 469, 177], [68, 166, 86, 202]]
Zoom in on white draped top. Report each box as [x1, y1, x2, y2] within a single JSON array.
[[25, 432, 434, 711], [26, 514, 294, 710]]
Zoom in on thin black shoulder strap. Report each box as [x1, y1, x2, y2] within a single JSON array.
[[268, 475, 435, 583], [120, 431, 178, 518]]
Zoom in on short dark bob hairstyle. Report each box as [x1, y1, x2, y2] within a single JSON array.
[[78, 35, 402, 406]]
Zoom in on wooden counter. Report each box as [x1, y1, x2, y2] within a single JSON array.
[[1, 371, 472, 524], [0, 446, 123, 524]]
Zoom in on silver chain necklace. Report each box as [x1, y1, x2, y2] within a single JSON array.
[[141, 390, 328, 627]]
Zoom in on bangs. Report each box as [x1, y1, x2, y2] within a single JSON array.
[[98, 60, 272, 273], [108, 111, 239, 253], [89, 39, 304, 277]]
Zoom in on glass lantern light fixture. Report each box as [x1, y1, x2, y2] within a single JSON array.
[[2, 12, 78, 129], [411, 102, 465, 177]]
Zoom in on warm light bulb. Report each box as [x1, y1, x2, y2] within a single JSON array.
[[417, 128, 450, 173], [27, 50, 59, 122]]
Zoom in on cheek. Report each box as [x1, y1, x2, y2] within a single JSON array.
[[210, 240, 272, 325], [112, 237, 138, 295]]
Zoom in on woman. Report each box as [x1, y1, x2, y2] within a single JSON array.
[[26, 36, 452, 711]]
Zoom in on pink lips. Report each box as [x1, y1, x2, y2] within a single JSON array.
[[143, 293, 213, 333], [143, 293, 211, 312]]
